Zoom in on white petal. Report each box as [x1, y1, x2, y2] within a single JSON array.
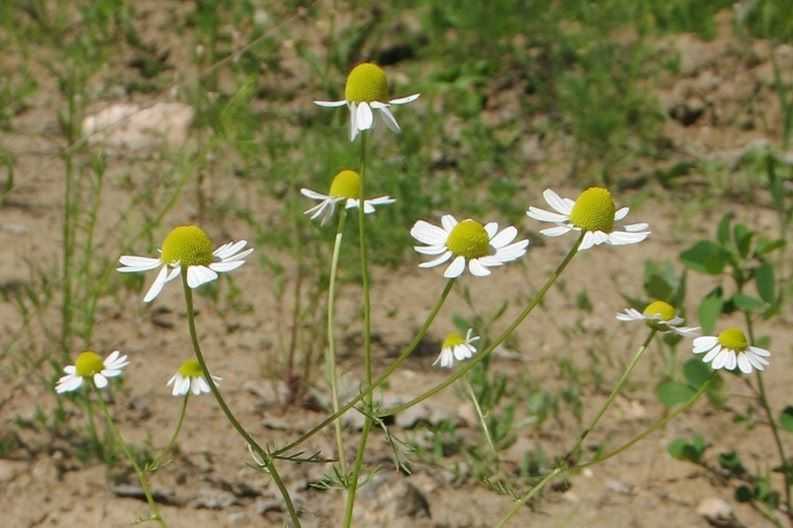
[[543, 189, 573, 215], [433, 349, 453, 368], [117, 255, 162, 272], [749, 346, 770, 357], [490, 226, 517, 248], [56, 374, 83, 393], [314, 99, 347, 107], [724, 349, 737, 370], [186, 265, 218, 288], [578, 231, 597, 251], [104, 350, 119, 365], [191, 379, 203, 395], [178, 377, 191, 395], [366, 196, 396, 206], [614, 207, 629, 221], [540, 225, 573, 237], [222, 247, 253, 262], [414, 244, 448, 255], [214, 240, 247, 259], [411, 221, 448, 245], [349, 103, 359, 141], [737, 353, 752, 374], [209, 260, 246, 273], [711, 349, 729, 370], [441, 214, 458, 232], [64, 365, 76, 374], [493, 240, 529, 261], [624, 223, 650, 232], [703, 344, 722, 364], [389, 93, 420, 105], [143, 265, 170, 303], [167, 374, 177, 387], [671, 326, 700, 337], [468, 259, 491, 277], [377, 106, 400, 132], [356, 103, 373, 130], [197, 377, 211, 394], [484, 222, 498, 238], [746, 353, 767, 371], [93, 373, 108, 389], [526, 207, 569, 223], [693, 336, 718, 353], [444, 256, 466, 278], [362, 202, 375, 214], [418, 251, 452, 268]]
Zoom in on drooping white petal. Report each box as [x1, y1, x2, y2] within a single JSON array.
[[222, 247, 253, 262], [526, 207, 569, 223], [93, 373, 108, 389], [64, 365, 76, 374], [444, 256, 466, 278], [349, 103, 359, 142], [468, 259, 491, 277], [737, 353, 752, 374], [186, 265, 219, 288], [418, 251, 453, 268], [749, 346, 770, 357], [746, 353, 767, 371], [624, 223, 650, 232], [693, 336, 718, 353], [117, 255, 162, 272], [608, 230, 651, 246], [702, 344, 722, 363], [377, 106, 400, 132], [209, 260, 245, 273], [433, 348, 453, 368], [540, 225, 573, 237], [56, 374, 83, 393], [177, 377, 191, 396], [543, 189, 573, 215], [578, 231, 597, 251], [614, 207, 629, 221], [414, 244, 448, 255], [724, 349, 737, 370], [357, 102, 373, 130], [490, 226, 517, 248], [143, 265, 171, 303], [411, 221, 449, 245], [197, 377, 212, 394], [389, 93, 420, 105], [671, 326, 700, 337], [314, 99, 347, 107], [366, 196, 396, 206]]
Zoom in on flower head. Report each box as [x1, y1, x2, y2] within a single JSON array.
[[301, 170, 395, 225], [527, 188, 650, 250], [411, 215, 529, 278], [117, 225, 253, 303], [616, 300, 699, 337], [314, 62, 420, 141], [692, 327, 770, 374], [434, 329, 479, 368], [56, 350, 129, 393], [167, 358, 221, 396]]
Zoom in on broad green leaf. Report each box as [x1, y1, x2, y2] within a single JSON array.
[[733, 223, 753, 258], [755, 262, 775, 304], [756, 238, 785, 256], [680, 241, 729, 275], [733, 293, 766, 313], [657, 381, 696, 407], [683, 359, 712, 388], [698, 294, 723, 334]]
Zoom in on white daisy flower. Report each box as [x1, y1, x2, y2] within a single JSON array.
[[56, 350, 129, 393], [117, 225, 253, 303], [166, 358, 221, 396], [314, 62, 420, 142], [693, 328, 770, 374], [411, 215, 529, 278], [526, 187, 650, 250], [616, 300, 700, 337], [301, 169, 395, 225], [434, 329, 479, 368]]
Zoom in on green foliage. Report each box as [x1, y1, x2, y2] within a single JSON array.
[[667, 434, 707, 463]]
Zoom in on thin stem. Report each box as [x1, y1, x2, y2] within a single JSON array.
[[274, 279, 455, 456], [495, 468, 563, 528], [162, 393, 189, 458], [83, 392, 101, 457], [180, 272, 302, 527], [566, 328, 657, 461], [343, 132, 372, 527], [380, 233, 584, 418], [93, 388, 167, 528], [466, 379, 497, 456], [327, 207, 348, 473]]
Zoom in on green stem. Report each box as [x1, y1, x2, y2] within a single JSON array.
[[93, 388, 167, 528], [327, 207, 348, 473], [274, 279, 455, 456], [466, 379, 497, 456], [162, 393, 189, 458], [379, 232, 584, 418], [343, 132, 372, 527], [180, 272, 302, 528], [83, 392, 101, 457], [495, 467, 563, 528], [566, 328, 657, 461]]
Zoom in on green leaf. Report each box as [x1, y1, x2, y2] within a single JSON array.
[[657, 381, 696, 408], [733, 293, 766, 313], [667, 438, 689, 460], [680, 241, 729, 275], [683, 359, 712, 388], [698, 294, 723, 334], [756, 238, 785, 256], [735, 485, 753, 503], [755, 263, 775, 304], [716, 213, 733, 246], [780, 406, 793, 433], [733, 223, 753, 258]]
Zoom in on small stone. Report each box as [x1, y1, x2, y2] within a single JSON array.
[[355, 474, 431, 526], [191, 488, 238, 510], [697, 497, 738, 527], [605, 479, 634, 495], [82, 102, 194, 151]]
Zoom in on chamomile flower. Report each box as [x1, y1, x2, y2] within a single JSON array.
[[167, 358, 221, 396], [411, 215, 529, 278], [314, 62, 420, 141], [693, 328, 770, 374], [56, 350, 129, 393], [301, 169, 395, 225], [117, 225, 253, 303], [616, 300, 700, 337], [526, 187, 650, 250], [434, 329, 479, 368]]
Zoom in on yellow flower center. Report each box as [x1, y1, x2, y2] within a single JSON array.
[[75, 351, 104, 378], [643, 300, 676, 321], [446, 220, 490, 259], [328, 170, 361, 199], [161, 225, 214, 266], [569, 187, 616, 233], [178, 358, 204, 378], [442, 331, 465, 348], [718, 328, 748, 351], [344, 63, 388, 103]]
